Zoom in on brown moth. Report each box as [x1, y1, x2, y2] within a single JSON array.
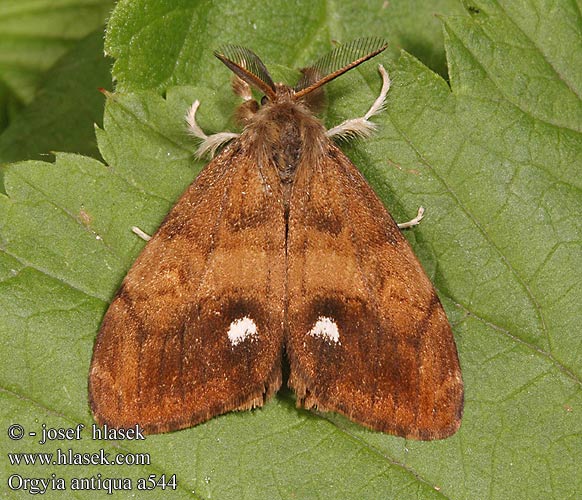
[[89, 38, 463, 440]]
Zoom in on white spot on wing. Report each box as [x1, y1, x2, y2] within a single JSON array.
[[308, 316, 341, 345], [227, 317, 258, 346]]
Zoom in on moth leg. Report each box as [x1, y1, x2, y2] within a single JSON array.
[[232, 75, 253, 101], [185, 100, 240, 158], [326, 64, 391, 140], [131, 226, 152, 241], [397, 206, 425, 229]]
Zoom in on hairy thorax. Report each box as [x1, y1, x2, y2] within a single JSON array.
[[238, 84, 328, 198]]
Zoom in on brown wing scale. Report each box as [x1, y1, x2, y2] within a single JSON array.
[[89, 143, 286, 433], [286, 144, 463, 440]]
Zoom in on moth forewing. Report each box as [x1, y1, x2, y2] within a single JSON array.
[[286, 145, 463, 439], [89, 38, 463, 440], [89, 139, 287, 434]]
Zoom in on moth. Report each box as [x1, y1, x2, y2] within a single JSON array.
[[89, 38, 463, 440]]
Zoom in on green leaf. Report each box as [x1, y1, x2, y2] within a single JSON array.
[[106, 0, 465, 93], [1, 1, 581, 499], [0, 0, 114, 131], [0, 30, 113, 166]]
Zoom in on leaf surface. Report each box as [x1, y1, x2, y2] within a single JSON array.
[[0, 0, 113, 131], [0, 30, 113, 166]]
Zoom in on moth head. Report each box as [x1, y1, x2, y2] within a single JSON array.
[[214, 38, 387, 120]]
